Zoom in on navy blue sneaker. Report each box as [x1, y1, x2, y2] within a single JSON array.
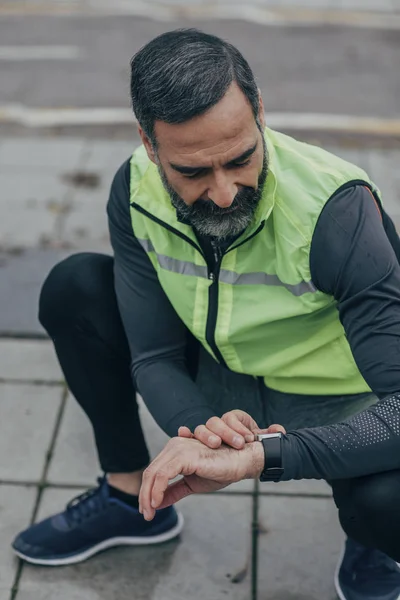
[[12, 477, 184, 566], [335, 538, 400, 600]]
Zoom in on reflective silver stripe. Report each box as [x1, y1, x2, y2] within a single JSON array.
[[138, 239, 317, 295], [137, 238, 208, 278], [219, 269, 317, 296], [137, 238, 155, 253]]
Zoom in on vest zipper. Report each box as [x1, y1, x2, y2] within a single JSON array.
[[205, 222, 266, 368], [131, 202, 266, 368], [206, 240, 227, 367]]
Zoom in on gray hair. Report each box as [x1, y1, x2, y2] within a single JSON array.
[[130, 29, 260, 146]]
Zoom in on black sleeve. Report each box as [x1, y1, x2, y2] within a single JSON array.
[[310, 185, 400, 399], [107, 159, 216, 437], [280, 185, 400, 481]]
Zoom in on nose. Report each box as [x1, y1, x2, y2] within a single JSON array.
[[207, 172, 238, 209]]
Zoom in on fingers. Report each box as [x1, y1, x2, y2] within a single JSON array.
[[178, 426, 193, 439], [190, 411, 259, 450], [194, 417, 246, 449], [222, 412, 257, 442], [139, 441, 183, 521], [266, 424, 287, 434], [193, 424, 222, 449]]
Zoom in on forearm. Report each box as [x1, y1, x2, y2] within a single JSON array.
[[134, 360, 216, 437], [280, 393, 400, 481]]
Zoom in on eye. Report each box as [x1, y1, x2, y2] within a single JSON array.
[[184, 171, 204, 179], [231, 159, 251, 169]]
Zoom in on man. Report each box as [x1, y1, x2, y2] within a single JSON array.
[[11, 28, 400, 600]]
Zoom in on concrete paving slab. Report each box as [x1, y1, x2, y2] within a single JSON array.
[[62, 200, 111, 251], [258, 495, 344, 600], [83, 140, 134, 172], [47, 394, 99, 485], [0, 484, 37, 595], [0, 339, 62, 381], [0, 138, 85, 170], [17, 489, 252, 600], [0, 383, 63, 481], [0, 201, 56, 249], [367, 149, 400, 215], [0, 248, 72, 335], [0, 169, 72, 248]]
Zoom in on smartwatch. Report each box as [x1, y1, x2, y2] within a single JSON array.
[[256, 432, 284, 482]]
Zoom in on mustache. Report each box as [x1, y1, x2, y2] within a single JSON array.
[[193, 186, 256, 214]]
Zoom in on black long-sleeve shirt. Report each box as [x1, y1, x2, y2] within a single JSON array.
[[107, 158, 400, 482]]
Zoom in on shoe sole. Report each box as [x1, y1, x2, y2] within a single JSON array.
[[333, 541, 347, 600], [13, 512, 184, 567], [334, 541, 400, 600]]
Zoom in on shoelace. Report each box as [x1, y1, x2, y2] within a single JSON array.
[[65, 477, 109, 526]]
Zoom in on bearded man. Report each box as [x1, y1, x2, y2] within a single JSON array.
[[12, 29, 400, 600]]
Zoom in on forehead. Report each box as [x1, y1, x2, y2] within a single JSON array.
[[154, 83, 257, 162]]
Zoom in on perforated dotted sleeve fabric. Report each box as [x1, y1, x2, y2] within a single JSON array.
[[281, 394, 400, 481]]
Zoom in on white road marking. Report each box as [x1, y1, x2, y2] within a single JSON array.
[[0, 2, 399, 31], [1, 104, 400, 136], [0, 45, 81, 60]]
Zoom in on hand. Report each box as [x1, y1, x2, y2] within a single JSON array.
[[178, 409, 286, 450], [138, 436, 264, 521]]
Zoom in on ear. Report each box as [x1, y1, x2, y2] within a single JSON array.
[[138, 126, 157, 164], [257, 90, 265, 129]]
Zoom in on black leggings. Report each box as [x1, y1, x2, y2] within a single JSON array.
[[39, 252, 400, 562]]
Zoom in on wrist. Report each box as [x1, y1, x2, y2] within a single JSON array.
[[244, 442, 265, 479]]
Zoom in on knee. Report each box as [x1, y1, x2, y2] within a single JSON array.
[[39, 253, 113, 332], [351, 471, 400, 518]]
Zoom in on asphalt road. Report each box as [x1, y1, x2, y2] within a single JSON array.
[[0, 12, 399, 119]]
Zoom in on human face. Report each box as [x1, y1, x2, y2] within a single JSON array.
[[140, 82, 267, 239]]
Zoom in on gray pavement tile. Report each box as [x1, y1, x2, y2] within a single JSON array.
[[0, 170, 71, 203], [0, 383, 63, 481], [367, 149, 400, 216], [258, 495, 344, 600], [17, 490, 252, 600], [0, 202, 56, 249], [0, 340, 62, 381], [62, 202, 111, 251], [83, 140, 134, 172], [0, 484, 37, 594], [0, 248, 72, 336], [48, 392, 254, 492], [0, 170, 72, 248], [0, 138, 86, 170], [47, 394, 99, 486], [260, 478, 331, 497]]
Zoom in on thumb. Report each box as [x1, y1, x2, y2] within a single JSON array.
[[158, 477, 195, 509]]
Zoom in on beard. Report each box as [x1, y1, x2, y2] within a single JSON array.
[[157, 141, 268, 239]]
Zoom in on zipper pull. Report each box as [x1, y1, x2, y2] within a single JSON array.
[[210, 239, 220, 264]]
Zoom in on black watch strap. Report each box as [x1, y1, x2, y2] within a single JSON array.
[[257, 433, 284, 482]]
